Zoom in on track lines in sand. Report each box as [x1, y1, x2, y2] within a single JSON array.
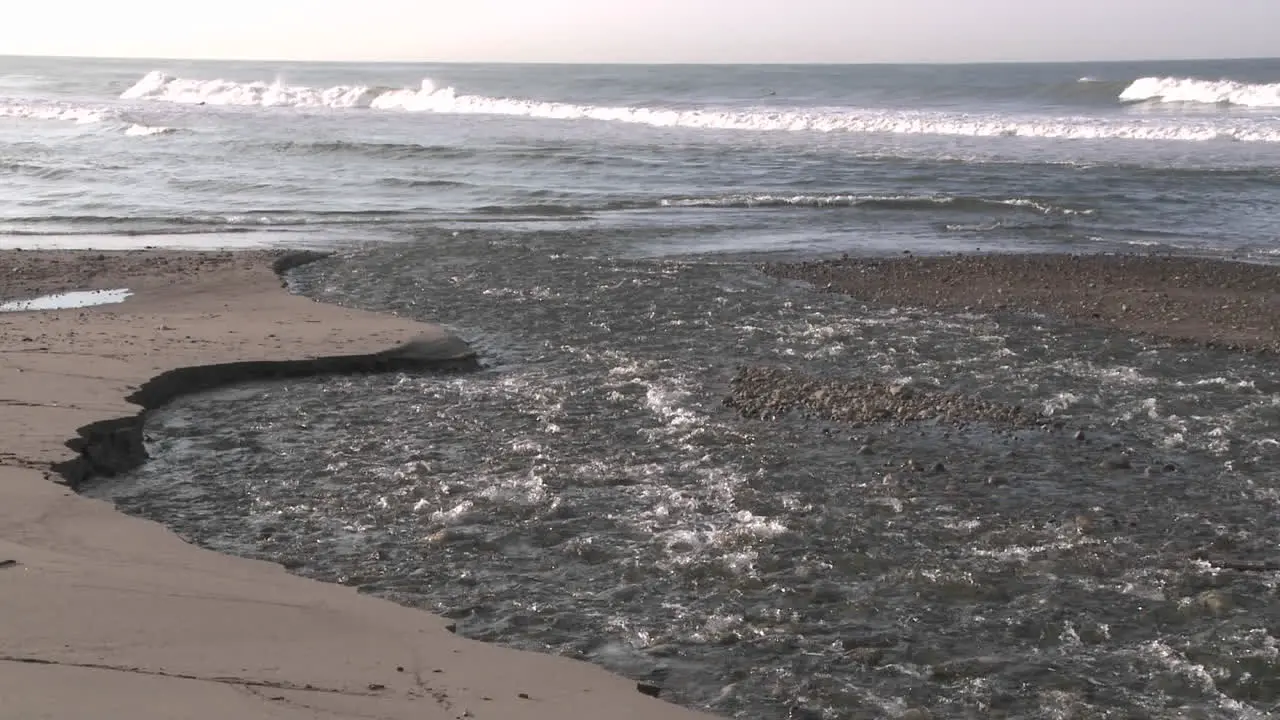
[[0, 655, 387, 697]]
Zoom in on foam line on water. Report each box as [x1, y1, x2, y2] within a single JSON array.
[[0, 99, 107, 124], [120, 71, 1280, 143]]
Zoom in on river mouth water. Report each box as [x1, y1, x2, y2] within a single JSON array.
[[89, 232, 1280, 719]]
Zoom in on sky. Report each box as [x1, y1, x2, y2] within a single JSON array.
[[3, 0, 1279, 64]]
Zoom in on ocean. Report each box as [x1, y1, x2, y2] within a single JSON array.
[[8, 57, 1280, 719], [2, 56, 1279, 256]]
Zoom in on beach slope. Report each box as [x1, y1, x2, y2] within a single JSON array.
[[0, 250, 711, 720]]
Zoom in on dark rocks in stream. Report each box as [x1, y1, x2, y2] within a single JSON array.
[[725, 365, 1039, 427]]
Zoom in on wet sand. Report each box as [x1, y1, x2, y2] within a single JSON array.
[[765, 253, 1280, 352], [0, 249, 713, 720]]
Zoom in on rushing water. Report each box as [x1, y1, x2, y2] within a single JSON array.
[[91, 230, 1280, 719]]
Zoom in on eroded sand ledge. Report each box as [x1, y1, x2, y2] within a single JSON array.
[[0, 249, 712, 720]]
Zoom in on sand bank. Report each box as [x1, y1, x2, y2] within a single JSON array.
[[0, 249, 712, 720], [766, 253, 1280, 352]]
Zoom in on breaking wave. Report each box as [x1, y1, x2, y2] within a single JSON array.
[[469, 193, 1097, 218], [0, 99, 106, 124], [125, 124, 176, 137], [120, 71, 1280, 143], [658, 193, 1094, 215], [1120, 76, 1280, 108]]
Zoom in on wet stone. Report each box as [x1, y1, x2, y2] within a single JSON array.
[[845, 647, 885, 666], [636, 682, 662, 698]]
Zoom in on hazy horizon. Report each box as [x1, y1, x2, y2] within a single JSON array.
[[5, 53, 1280, 67], [4, 1, 1280, 65]]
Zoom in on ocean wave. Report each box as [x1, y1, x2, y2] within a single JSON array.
[[1120, 76, 1280, 107], [125, 123, 176, 137], [121, 71, 1280, 143], [267, 140, 477, 160], [0, 161, 72, 180], [0, 210, 423, 233], [0, 99, 106, 124], [454, 194, 1096, 217], [120, 70, 387, 108], [659, 194, 1094, 215], [376, 177, 472, 189], [473, 203, 591, 217]]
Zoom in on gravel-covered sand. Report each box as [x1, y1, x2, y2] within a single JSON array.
[[0, 249, 282, 303], [727, 365, 1039, 428], [765, 253, 1280, 352]]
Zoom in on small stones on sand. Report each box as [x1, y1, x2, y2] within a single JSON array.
[[444, 623, 458, 634], [518, 692, 531, 700], [931, 462, 947, 474], [1074, 430, 1087, 442], [725, 366, 1037, 428], [857, 444, 875, 456], [0, 560, 18, 569]]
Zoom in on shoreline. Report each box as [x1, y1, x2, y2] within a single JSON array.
[[0, 248, 713, 720], [7, 246, 1277, 718], [766, 252, 1280, 353]]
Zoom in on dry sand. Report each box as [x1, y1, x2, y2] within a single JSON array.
[[766, 253, 1280, 352], [0, 249, 712, 720]]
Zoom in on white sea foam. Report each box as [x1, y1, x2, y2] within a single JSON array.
[[0, 99, 106, 124], [125, 123, 176, 137], [120, 71, 1280, 143], [1120, 76, 1280, 108], [659, 193, 1095, 215], [121, 70, 385, 108]]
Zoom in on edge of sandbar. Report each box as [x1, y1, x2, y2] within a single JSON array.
[[0, 247, 714, 720], [50, 250, 481, 489]]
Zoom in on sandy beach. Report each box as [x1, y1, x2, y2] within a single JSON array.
[[0, 249, 713, 720]]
